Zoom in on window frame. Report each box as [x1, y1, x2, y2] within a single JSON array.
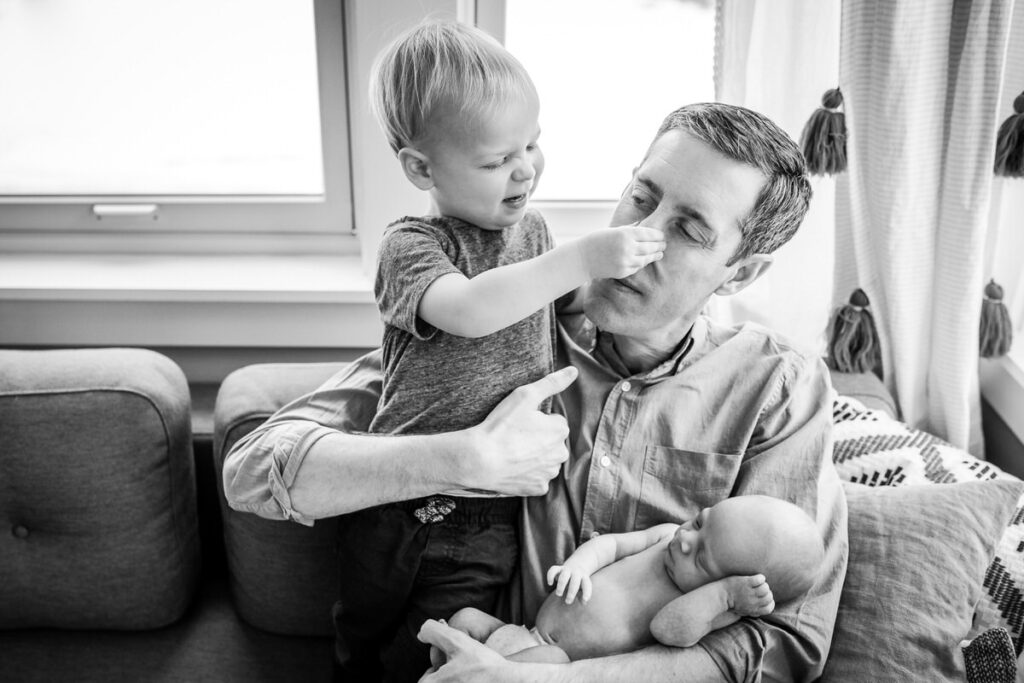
[[0, 0, 354, 256]]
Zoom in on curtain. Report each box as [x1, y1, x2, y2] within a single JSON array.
[[711, 0, 841, 355], [836, 0, 1015, 455]]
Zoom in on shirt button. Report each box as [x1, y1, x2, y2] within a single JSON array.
[[12, 525, 29, 539], [621, 381, 632, 392], [599, 455, 612, 468]]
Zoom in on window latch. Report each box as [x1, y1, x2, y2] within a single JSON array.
[[92, 204, 159, 219]]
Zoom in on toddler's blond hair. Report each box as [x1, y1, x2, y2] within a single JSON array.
[[370, 20, 536, 154]]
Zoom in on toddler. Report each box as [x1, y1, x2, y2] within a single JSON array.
[[445, 495, 825, 663], [332, 20, 665, 682]]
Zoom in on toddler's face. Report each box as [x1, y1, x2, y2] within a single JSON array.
[[422, 90, 544, 231]]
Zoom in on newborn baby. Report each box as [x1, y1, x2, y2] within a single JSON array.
[[447, 494, 825, 662]]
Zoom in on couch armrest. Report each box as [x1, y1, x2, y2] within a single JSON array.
[[212, 362, 348, 637]]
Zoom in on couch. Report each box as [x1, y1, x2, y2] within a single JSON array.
[[1, 348, 1020, 682]]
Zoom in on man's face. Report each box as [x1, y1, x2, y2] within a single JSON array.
[[583, 129, 766, 348]]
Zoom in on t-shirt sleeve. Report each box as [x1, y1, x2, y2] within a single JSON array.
[[374, 223, 462, 340]]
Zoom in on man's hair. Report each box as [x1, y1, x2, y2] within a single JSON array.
[[653, 103, 812, 265], [370, 20, 536, 154]]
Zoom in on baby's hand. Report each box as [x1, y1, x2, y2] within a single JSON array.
[[724, 574, 775, 617], [578, 227, 666, 280], [546, 563, 593, 605]]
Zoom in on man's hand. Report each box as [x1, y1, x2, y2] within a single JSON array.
[[577, 226, 665, 280], [418, 619, 511, 682], [461, 366, 577, 496], [547, 562, 594, 605]]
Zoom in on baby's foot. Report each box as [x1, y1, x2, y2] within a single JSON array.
[[724, 574, 775, 616]]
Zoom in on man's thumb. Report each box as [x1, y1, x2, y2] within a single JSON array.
[[523, 366, 578, 406]]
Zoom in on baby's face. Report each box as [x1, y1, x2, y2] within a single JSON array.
[[421, 90, 544, 232], [663, 506, 729, 593]]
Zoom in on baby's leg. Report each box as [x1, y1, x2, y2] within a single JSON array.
[[487, 624, 570, 664], [448, 607, 569, 664], [447, 606, 507, 643]]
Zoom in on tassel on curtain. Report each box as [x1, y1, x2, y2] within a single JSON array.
[[980, 279, 1013, 358], [826, 288, 882, 377], [800, 87, 848, 176], [994, 90, 1024, 177]]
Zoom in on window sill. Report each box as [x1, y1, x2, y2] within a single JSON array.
[[0, 253, 383, 348], [980, 350, 1024, 446]]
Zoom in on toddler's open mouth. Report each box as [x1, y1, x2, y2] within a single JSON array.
[[503, 193, 527, 207]]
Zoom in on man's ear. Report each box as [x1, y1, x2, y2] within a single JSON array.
[[715, 254, 773, 296], [398, 147, 434, 190]]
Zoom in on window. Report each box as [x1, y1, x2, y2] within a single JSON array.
[[487, 0, 716, 237], [0, 0, 352, 254]]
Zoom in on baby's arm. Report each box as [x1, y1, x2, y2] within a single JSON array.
[[650, 575, 775, 648], [419, 227, 664, 338], [548, 523, 677, 605]]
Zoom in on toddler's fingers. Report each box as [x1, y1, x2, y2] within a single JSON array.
[[634, 241, 666, 255], [631, 226, 665, 242], [638, 251, 664, 267]]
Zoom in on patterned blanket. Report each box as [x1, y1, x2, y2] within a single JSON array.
[[832, 397, 1024, 656]]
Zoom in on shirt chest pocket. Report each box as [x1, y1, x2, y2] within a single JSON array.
[[633, 445, 742, 529]]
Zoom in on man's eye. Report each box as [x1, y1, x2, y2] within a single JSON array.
[[629, 192, 653, 210], [674, 220, 708, 246]]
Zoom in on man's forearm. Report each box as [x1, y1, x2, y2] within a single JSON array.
[[500, 644, 726, 683], [289, 429, 475, 518]]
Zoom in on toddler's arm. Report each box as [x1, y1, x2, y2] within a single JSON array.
[[547, 523, 677, 605], [650, 575, 775, 648], [419, 227, 664, 338]]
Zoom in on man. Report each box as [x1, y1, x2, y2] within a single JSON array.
[[223, 103, 847, 682]]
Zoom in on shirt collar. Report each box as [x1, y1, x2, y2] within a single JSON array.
[[592, 323, 697, 381]]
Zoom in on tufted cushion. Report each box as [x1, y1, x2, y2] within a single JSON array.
[[0, 348, 199, 630], [213, 362, 348, 637]]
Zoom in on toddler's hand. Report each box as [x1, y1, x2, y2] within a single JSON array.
[[578, 227, 666, 280], [724, 574, 775, 617], [546, 563, 593, 605]]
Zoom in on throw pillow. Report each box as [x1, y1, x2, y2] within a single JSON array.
[[820, 479, 1024, 681]]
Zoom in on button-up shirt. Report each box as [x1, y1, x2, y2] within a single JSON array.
[[223, 313, 847, 682]]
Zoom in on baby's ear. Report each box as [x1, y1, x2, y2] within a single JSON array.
[[398, 147, 434, 190]]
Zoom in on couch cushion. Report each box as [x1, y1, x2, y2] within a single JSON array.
[[0, 348, 199, 630], [213, 362, 348, 637]]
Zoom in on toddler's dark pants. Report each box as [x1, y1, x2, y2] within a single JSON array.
[[332, 495, 519, 683]]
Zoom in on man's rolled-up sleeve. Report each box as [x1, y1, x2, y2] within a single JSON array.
[[697, 356, 849, 683], [221, 350, 384, 526]]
